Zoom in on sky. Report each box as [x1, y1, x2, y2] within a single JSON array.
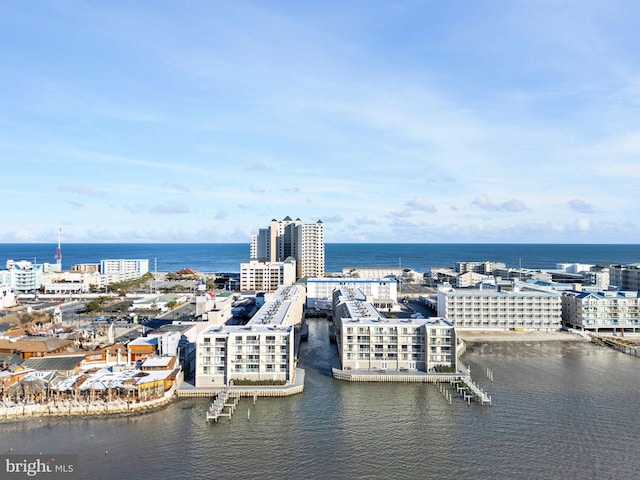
[[1, 1, 639, 244]]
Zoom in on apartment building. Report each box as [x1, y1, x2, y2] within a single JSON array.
[[251, 216, 324, 280], [306, 277, 397, 310], [456, 261, 506, 274], [195, 285, 304, 387], [562, 290, 640, 332], [436, 284, 562, 330], [609, 264, 640, 291], [100, 259, 149, 276], [4, 261, 43, 293], [240, 258, 296, 292], [333, 287, 457, 373]]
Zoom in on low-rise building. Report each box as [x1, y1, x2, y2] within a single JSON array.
[[240, 258, 296, 292], [306, 277, 397, 310], [333, 287, 457, 373], [100, 259, 149, 276], [0, 283, 16, 308], [436, 284, 562, 331], [0, 337, 74, 359], [562, 290, 640, 332], [456, 261, 506, 274], [609, 263, 640, 291], [195, 285, 304, 388], [195, 291, 234, 324], [341, 267, 421, 282]]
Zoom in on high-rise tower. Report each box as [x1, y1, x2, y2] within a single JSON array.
[[250, 216, 324, 279]]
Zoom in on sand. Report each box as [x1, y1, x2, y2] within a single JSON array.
[[457, 330, 589, 343]]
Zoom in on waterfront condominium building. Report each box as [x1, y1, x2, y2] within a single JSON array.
[[195, 285, 305, 387], [333, 287, 457, 373], [562, 290, 640, 333], [250, 216, 324, 280], [240, 258, 296, 292], [436, 284, 562, 331]]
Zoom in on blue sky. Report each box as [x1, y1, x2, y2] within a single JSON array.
[[2, 1, 639, 243]]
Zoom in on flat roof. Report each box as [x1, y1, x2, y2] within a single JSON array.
[[142, 357, 173, 368], [22, 355, 86, 372], [202, 324, 291, 336], [307, 278, 395, 283], [342, 316, 454, 328]]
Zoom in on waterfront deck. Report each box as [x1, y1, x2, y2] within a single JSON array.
[[331, 367, 492, 406], [176, 368, 305, 398]]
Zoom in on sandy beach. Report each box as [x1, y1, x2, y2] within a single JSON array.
[[457, 330, 589, 343]]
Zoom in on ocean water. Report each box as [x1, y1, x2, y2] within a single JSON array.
[[1, 243, 639, 273]]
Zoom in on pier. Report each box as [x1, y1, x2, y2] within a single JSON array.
[[206, 391, 241, 422], [449, 374, 492, 406]]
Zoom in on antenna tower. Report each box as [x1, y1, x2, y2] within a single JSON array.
[[55, 227, 62, 270]]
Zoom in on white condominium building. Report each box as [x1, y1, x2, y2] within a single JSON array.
[[100, 259, 149, 276], [333, 287, 457, 373], [240, 258, 296, 292], [436, 284, 562, 331], [306, 277, 397, 310], [562, 290, 640, 333], [250, 216, 324, 280], [195, 285, 305, 387]]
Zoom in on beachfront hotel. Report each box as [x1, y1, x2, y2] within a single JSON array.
[[250, 216, 324, 280], [562, 290, 640, 333], [436, 284, 562, 330], [195, 285, 305, 387], [333, 287, 457, 373]]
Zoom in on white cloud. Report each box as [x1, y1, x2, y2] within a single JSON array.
[[59, 185, 107, 197], [471, 195, 528, 213], [568, 199, 595, 214], [404, 196, 437, 213]]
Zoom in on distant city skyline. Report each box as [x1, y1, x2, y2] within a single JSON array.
[[2, 1, 639, 244]]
